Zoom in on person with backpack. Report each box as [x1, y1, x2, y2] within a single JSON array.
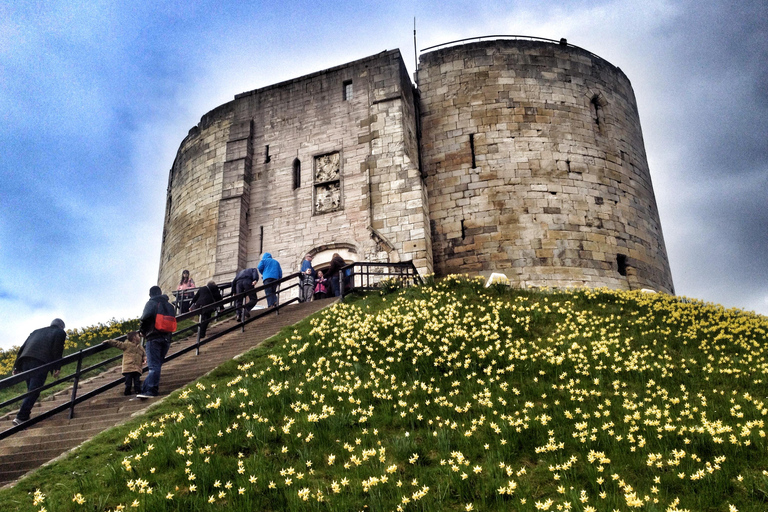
[[137, 286, 175, 399]]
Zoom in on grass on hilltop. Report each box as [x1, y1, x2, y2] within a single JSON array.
[[2, 276, 768, 512]]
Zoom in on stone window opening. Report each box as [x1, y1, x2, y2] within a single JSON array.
[[469, 133, 476, 168], [293, 158, 301, 190], [314, 151, 341, 214], [264, 145, 271, 163], [590, 95, 605, 128], [617, 254, 627, 276], [461, 219, 466, 240], [343, 80, 353, 101]]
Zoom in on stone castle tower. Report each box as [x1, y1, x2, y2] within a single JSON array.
[[158, 37, 674, 295]]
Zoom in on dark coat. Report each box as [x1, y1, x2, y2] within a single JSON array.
[[191, 282, 224, 309], [140, 294, 175, 340], [326, 254, 346, 278], [232, 268, 259, 291], [13, 326, 66, 373]]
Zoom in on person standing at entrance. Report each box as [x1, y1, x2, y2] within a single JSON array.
[[257, 253, 283, 307], [299, 253, 316, 302], [326, 252, 346, 297], [11, 319, 66, 425], [137, 286, 174, 398]]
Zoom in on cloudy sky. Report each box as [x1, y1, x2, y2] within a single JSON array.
[[1, 0, 766, 349]]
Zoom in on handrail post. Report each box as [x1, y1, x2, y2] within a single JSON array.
[[69, 353, 83, 419], [196, 312, 202, 355]]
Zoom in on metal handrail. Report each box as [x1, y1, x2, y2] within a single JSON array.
[[0, 272, 303, 440], [172, 283, 233, 315], [0, 264, 420, 440], [339, 261, 422, 300]]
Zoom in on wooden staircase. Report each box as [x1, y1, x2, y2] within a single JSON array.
[[0, 298, 336, 488]]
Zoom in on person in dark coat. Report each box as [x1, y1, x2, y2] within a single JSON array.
[[12, 319, 67, 425], [326, 252, 347, 297], [231, 268, 259, 321], [257, 253, 283, 307], [190, 280, 224, 337], [137, 286, 174, 398]]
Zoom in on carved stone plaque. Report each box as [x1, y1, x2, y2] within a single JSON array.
[[314, 152, 340, 183], [315, 182, 340, 213]]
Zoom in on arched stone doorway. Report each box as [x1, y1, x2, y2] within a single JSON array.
[[306, 243, 358, 272]]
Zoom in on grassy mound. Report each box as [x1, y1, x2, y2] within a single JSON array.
[[2, 276, 768, 511]]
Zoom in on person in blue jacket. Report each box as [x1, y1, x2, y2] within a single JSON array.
[[257, 253, 283, 307]]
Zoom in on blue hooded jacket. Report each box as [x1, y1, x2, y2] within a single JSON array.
[[257, 253, 283, 281]]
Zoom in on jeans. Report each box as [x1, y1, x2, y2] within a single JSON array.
[[16, 358, 49, 422], [124, 372, 141, 394], [263, 278, 278, 307], [331, 275, 340, 297], [141, 337, 170, 396]]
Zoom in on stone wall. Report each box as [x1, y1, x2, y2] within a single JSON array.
[[158, 39, 674, 298], [158, 50, 432, 295], [158, 109, 234, 294], [418, 40, 674, 293]]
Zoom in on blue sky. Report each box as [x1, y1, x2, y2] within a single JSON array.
[[1, 0, 766, 349]]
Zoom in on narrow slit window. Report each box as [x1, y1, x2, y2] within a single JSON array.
[[469, 133, 476, 168], [343, 80, 353, 101], [264, 145, 271, 163], [617, 254, 627, 276], [293, 158, 301, 190], [590, 95, 605, 127]]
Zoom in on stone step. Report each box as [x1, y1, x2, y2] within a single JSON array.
[[0, 298, 336, 488], [0, 425, 109, 450]]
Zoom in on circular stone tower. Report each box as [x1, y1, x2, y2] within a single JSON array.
[[418, 38, 674, 293]]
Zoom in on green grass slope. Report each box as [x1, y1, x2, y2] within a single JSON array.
[[2, 276, 768, 512]]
